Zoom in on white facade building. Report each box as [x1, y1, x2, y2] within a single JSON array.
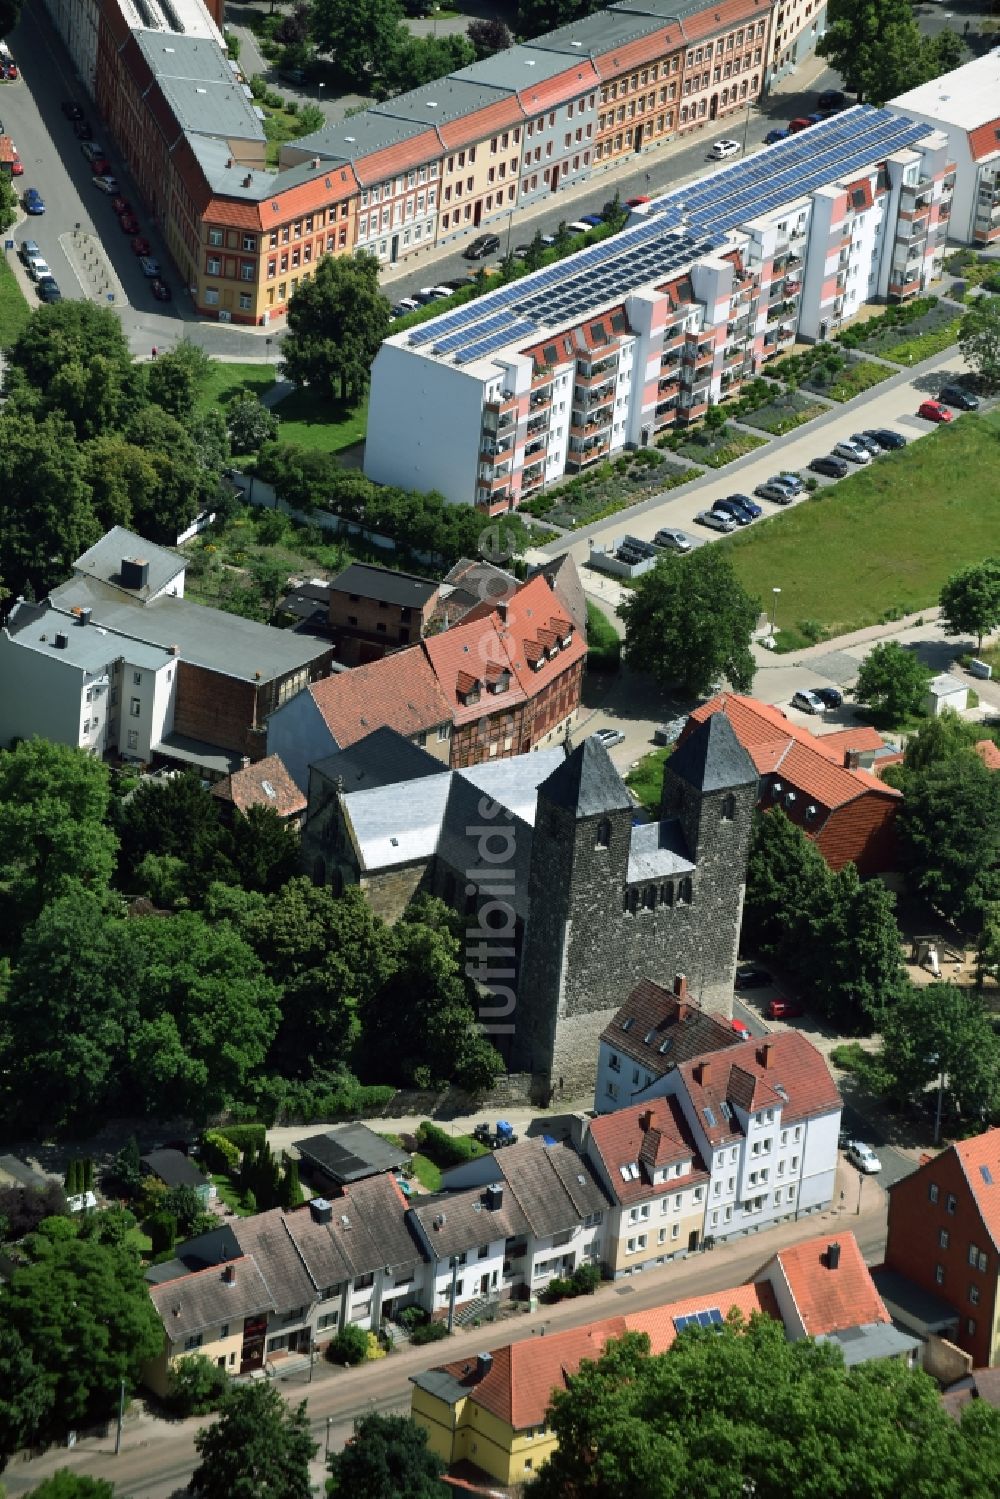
[[366, 104, 955, 510]]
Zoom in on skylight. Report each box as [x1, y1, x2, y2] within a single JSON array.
[[981, 1164, 994, 1185], [621, 1016, 634, 1032], [703, 1107, 717, 1128], [673, 1308, 724, 1333]]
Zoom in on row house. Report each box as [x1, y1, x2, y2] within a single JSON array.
[[767, 0, 825, 85], [594, 975, 741, 1114], [368, 104, 953, 506], [667, 0, 772, 139]]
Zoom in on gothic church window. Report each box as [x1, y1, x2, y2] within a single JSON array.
[[595, 818, 611, 849], [721, 793, 736, 821]]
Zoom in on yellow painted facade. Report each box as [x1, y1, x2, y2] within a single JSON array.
[[607, 1184, 705, 1275], [411, 1382, 557, 1486], [143, 1330, 243, 1399]]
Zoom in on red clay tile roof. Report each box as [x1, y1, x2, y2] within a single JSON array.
[[676, 1031, 841, 1146], [437, 96, 525, 150], [588, 1095, 708, 1204], [968, 121, 1000, 162], [953, 1129, 1000, 1250], [516, 60, 601, 115], [212, 753, 306, 818], [686, 695, 901, 812], [767, 1232, 890, 1336], [599, 978, 739, 1075], [422, 573, 586, 726], [434, 1281, 779, 1430], [310, 648, 451, 746], [976, 739, 1000, 771]]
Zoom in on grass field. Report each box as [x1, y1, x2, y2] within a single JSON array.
[[725, 411, 1000, 636], [0, 255, 31, 346], [194, 361, 276, 412], [626, 746, 671, 814], [586, 599, 622, 670], [816, 359, 893, 402], [881, 317, 963, 366], [192, 362, 367, 455]]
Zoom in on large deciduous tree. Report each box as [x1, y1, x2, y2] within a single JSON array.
[[878, 981, 1000, 1125], [515, 0, 596, 40], [854, 639, 931, 725], [1, 1222, 162, 1445], [191, 1383, 316, 1499], [309, 0, 405, 85], [281, 254, 391, 403], [8, 303, 134, 394], [959, 295, 1000, 391], [897, 749, 1000, 931], [0, 411, 100, 596], [939, 557, 1000, 651], [24, 1474, 116, 1499], [620, 547, 759, 698], [467, 18, 513, 58], [818, 0, 962, 105], [327, 1412, 448, 1498], [533, 1319, 1000, 1499], [0, 1326, 53, 1470]]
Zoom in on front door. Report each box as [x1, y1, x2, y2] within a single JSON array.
[[634, 122, 644, 151], [710, 94, 718, 120], [481, 1274, 490, 1295], [240, 1315, 267, 1374], [390, 233, 399, 262], [688, 1230, 700, 1253]]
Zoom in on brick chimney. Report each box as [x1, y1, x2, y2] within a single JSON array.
[[222, 1264, 237, 1285], [844, 749, 861, 770], [695, 1060, 711, 1085], [497, 599, 508, 624], [673, 974, 688, 1002], [757, 1043, 774, 1069], [826, 1241, 841, 1271], [639, 1109, 654, 1132]]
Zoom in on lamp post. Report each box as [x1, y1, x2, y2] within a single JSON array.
[[318, 82, 325, 112], [741, 100, 756, 157], [769, 586, 781, 638], [856, 1172, 863, 1216], [505, 207, 514, 256], [324, 1415, 333, 1461]]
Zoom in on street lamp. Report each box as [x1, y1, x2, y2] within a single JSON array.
[[741, 99, 756, 156], [324, 1415, 333, 1460], [769, 586, 781, 638], [318, 82, 325, 113]]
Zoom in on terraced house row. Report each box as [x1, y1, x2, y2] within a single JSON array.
[[48, 0, 791, 322]]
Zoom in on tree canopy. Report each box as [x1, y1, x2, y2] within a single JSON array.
[[620, 547, 759, 697], [939, 558, 1000, 651], [876, 980, 1000, 1127], [533, 1319, 1000, 1499], [191, 1383, 316, 1499], [25, 1475, 116, 1499], [854, 640, 931, 725], [282, 254, 391, 402], [327, 1413, 448, 1498], [818, 0, 966, 105], [896, 747, 1000, 931], [310, 0, 404, 83], [959, 295, 1000, 390]]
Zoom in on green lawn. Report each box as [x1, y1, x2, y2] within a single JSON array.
[[0, 254, 31, 345], [194, 360, 276, 414], [586, 599, 622, 671], [725, 411, 1000, 636], [626, 746, 671, 815], [409, 1154, 443, 1192], [275, 387, 369, 453], [880, 317, 964, 366], [210, 1172, 255, 1217]]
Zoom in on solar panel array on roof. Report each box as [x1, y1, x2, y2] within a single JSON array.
[[674, 1308, 725, 1333], [403, 107, 929, 369]]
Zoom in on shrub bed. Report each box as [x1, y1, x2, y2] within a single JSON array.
[[741, 394, 829, 435], [415, 1120, 488, 1167]]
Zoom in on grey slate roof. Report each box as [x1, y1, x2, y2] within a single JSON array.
[[667, 711, 757, 792], [600, 978, 739, 1075], [49, 577, 330, 683], [331, 562, 438, 610], [141, 1149, 209, 1190], [233, 1208, 318, 1313], [284, 1176, 421, 1282], [410, 1368, 470, 1405], [144, 1224, 242, 1284], [149, 1256, 274, 1342], [72, 526, 185, 601], [409, 1184, 530, 1259], [133, 30, 264, 142], [816, 1322, 923, 1367], [455, 44, 592, 94], [627, 819, 695, 882], [375, 74, 513, 130], [292, 110, 433, 168], [530, 6, 666, 58], [538, 735, 634, 818], [294, 1123, 409, 1185], [0, 1154, 48, 1189], [498, 1141, 609, 1237], [312, 728, 444, 798]]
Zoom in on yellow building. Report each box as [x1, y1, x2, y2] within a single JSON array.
[[144, 1256, 273, 1398]]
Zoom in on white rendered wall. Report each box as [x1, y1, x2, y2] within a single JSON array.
[[366, 341, 487, 505]]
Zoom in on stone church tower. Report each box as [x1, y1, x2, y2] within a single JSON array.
[[513, 716, 757, 1094]]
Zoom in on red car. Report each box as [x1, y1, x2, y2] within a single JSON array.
[[90, 156, 111, 175], [917, 400, 953, 424], [731, 1017, 752, 1040], [767, 998, 804, 1021], [111, 196, 131, 216], [130, 235, 151, 256], [626, 194, 650, 207], [5, 64, 17, 81], [119, 213, 139, 235], [10, 155, 22, 176]]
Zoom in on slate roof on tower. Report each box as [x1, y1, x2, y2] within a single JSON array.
[[539, 734, 634, 818], [668, 710, 758, 792]]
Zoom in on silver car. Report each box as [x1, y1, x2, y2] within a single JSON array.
[[653, 528, 693, 553], [832, 439, 871, 465], [845, 1141, 882, 1174], [696, 509, 737, 533], [791, 689, 825, 714]]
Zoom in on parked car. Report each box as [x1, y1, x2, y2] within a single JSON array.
[[755, 481, 795, 504], [9, 152, 21, 175], [788, 117, 813, 133], [119, 213, 139, 235], [390, 297, 419, 317], [26, 256, 52, 281], [580, 213, 603, 227], [5, 63, 18, 80], [80, 140, 105, 162], [817, 89, 848, 112], [813, 686, 843, 709], [791, 689, 826, 714], [567, 220, 593, 235], [712, 497, 753, 526], [93, 176, 120, 194], [625, 194, 650, 207], [73, 119, 93, 140], [939, 384, 980, 411], [463, 233, 500, 260], [731, 1017, 752, 1040], [917, 399, 952, 423], [593, 727, 626, 749], [863, 428, 906, 451], [24, 187, 45, 214], [710, 138, 742, 159], [61, 100, 84, 119], [809, 455, 849, 477], [736, 965, 772, 989], [845, 1141, 882, 1174], [513, 243, 532, 260], [832, 439, 871, 464], [412, 287, 446, 304], [37, 277, 62, 303], [150, 278, 172, 301], [138, 256, 161, 278], [90, 157, 112, 176], [851, 432, 883, 457], [770, 473, 804, 495], [130, 236, 151, 256], [767, 997, 804, 1020], [652, 527, 693, 553], [764, 128, 787, 145], [111, 196, 131, 216], [724, 491, 763, 517], [696, 508, 737, 533], [18, 237, 40, 263]]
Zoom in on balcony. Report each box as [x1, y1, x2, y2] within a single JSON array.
[[566, 438, 611, 470], [662, 329, 686, 353], [530, 386, 553, 412], [524, 436, 547, 459], [574, 380, 615, 407], [526, 415, 548, 438]]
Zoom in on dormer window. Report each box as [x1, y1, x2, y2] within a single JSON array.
[[487, 669, 511, 695], [456, 670, 480, 706]]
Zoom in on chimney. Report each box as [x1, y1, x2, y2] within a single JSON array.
[[673, 974, 688, 1002], [241, 755, 251, 770], [226, 157, 233, 168], [844, 749, 861, 770], [639, 1108, 654, 1132], [695, 1060, 711, 1085], [476, 1351, 493, 1380], [120, 557, 149, 592], [497, 599, 508, 624], [54, 632, 68, 650], [79, 607, 92, 627], [826, 1241, 841, 1271], [222, 1264, 237, 1285], [484, 1183, 504, 1212], [311, 156, 321, 168], [757, 1042, 774, 1069], [168, 643, 178, 656]]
